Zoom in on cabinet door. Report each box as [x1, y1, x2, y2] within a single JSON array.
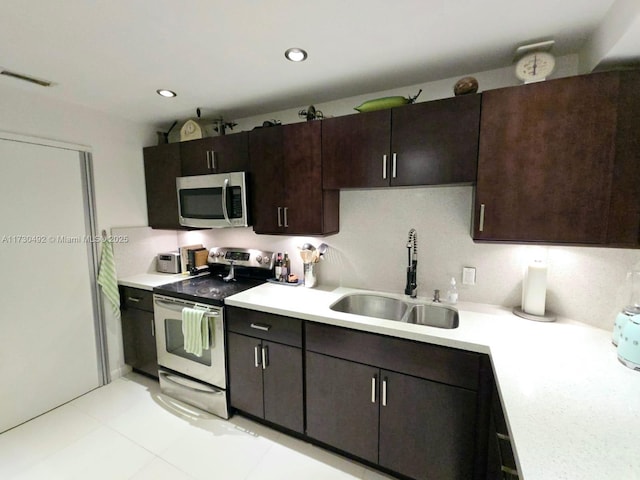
[[248, 126, 285, 234], [607, 71, 640, 246], [210, 132, 249, 173], [391, 94, 480, 186], [474, 74, 619, 243], [322, 110, 391, 188], [378, 370, 476, 480], [143, 143, 182, 229], [227, 332, 264, 419], [179, 138, 213, 175], [306, 352, 379, 464], [121, 307, 158, 378], [282, 121, 326, 234], [262, 341, 303, 433], [180, 132, 249, 175]]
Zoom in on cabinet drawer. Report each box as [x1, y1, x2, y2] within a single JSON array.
[[120, 286, 154, 312], [226, 306, 302, 347], [306, 322, 480, 390]]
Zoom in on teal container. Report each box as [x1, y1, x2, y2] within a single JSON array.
[[617, 314, 640, 371]]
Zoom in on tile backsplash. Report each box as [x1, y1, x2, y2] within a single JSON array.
[[113, 187, 640, 331], [111, 226, 178, 278]]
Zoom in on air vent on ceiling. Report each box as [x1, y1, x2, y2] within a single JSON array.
[[0, 69, 53, 87]]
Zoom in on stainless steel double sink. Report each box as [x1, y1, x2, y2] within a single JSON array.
[[329, 293, 459, 329]]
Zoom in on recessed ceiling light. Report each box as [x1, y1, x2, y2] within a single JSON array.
[[284, 48, 308, 62], [156, 89, 177, 98]]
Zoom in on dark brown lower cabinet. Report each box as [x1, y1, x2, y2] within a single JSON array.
[[306, 353, 379, 463], [378, 370, 476, 480], [120, 287, 158, 378], [306, 352, 477, 480], [305, 321, 489, 480], [226, 311, 491, 480], [487, 378, 519, 479], [227, 331, 303, 433]]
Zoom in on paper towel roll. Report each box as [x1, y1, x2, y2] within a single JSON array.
[[522, 262, 547, 316]]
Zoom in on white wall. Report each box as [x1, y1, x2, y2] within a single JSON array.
[[232, 55, 579, 131], [0, 81, 155, 379], [579, 0, 640, 72]]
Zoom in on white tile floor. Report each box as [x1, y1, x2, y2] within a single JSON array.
[[0, 373, 398, 479]]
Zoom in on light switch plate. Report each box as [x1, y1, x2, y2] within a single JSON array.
[[462, 267, 476, 285]]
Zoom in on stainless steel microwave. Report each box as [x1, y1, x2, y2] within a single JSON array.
[[176, 172, 250, 228]]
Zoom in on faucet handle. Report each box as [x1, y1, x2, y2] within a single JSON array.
[[433, 289, 441, 303]]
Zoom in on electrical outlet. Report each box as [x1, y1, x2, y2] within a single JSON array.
[[462, 267, 476, 285]]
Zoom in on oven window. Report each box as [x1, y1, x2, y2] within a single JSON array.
[[164, 318, 212, 366], [180, 188, 223, 219], [179, 187, 243, 219]]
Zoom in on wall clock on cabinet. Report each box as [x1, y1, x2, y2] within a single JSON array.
[[515, 51, 556, 83]]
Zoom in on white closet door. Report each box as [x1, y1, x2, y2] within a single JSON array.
[[0, 137, 101, 433]]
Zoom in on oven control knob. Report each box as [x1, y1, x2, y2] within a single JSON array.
[[256, 255, 262, 264], [263, 256, 271, 265]]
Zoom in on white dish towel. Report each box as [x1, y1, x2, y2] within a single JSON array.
[[182, 307, 209, 357], [97, 238, 120, 320]]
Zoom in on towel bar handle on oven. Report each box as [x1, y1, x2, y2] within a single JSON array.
[[154, 298, 220, 317]]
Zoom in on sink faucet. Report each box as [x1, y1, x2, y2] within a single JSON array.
[[405, 229, 417, 298]]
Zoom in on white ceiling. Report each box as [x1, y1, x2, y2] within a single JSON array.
[[1, 0, 638, 129]]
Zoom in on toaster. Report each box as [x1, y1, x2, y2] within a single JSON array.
[[156, 252, 181, 273]]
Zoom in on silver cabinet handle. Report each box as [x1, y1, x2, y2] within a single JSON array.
[[382, 377, 387, 406], [479, 204, 486, 232], [151, 318, 155, 337], [206, 151, 211, 169], [261, 345, 268, 370], [127, 296, 141, 303], [250, 323, 271, 331], [277, 207, 283, 227], [392, 153, 397, 178], [496, 432, 511, 441], [211, 151, 217, 170], [283, 207, 288, 228], [254, 345, 261, 368], [371, 375, 377, 403], [382, 154, 387, 179]]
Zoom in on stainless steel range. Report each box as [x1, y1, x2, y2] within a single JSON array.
[[153, 247, 274, 418]]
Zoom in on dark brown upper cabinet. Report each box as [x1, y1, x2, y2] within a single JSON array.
[[322, 94, 481, 189], [249, 122, 339, 235], [474, 70, 640, 247], [180, 131, 249, 175], [143, 143, 182, 230]]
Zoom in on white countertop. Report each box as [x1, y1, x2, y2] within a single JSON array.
[[118, 272, 190, 291], [225, 283, 640, 480]]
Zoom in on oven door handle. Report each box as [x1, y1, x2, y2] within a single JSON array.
[[154, 299, 220, 317], [159, 371, 224, 395]]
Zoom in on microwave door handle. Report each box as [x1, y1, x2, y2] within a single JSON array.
[[221, 178, 232, 225]]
